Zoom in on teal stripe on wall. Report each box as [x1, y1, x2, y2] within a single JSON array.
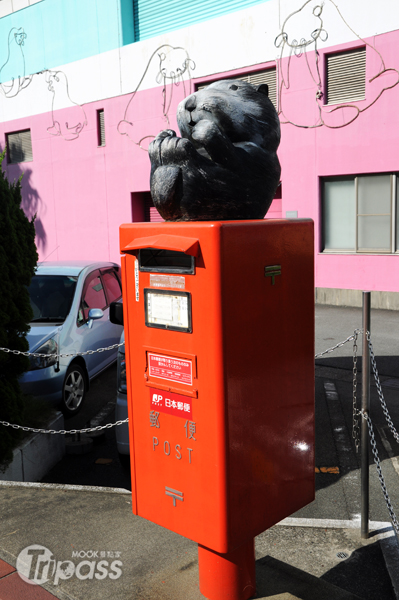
[[0, 0, 134, 82], [133, 0, 271, 41]]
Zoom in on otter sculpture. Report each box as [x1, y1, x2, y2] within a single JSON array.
[[148, 79, 281, 221]]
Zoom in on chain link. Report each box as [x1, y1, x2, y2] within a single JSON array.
[[316, 328, 399, 533], [360, 410, 399, 536], [1, 331, 359, 361], [0, 342, 127, 435], [0, 342, 124, 359], [352, 330, 360, 452], [367, 332, 399, 445], [0, 418, 129, 435], [315, 329, 362, 358], [0, 331, 364, 435]]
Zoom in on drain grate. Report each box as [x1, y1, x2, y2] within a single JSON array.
[[336, 552, 349, 559]]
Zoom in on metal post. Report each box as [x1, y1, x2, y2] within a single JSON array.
[[361, 291, 371, 539]]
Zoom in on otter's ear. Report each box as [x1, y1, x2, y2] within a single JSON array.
[[256, 84, 269, 97]]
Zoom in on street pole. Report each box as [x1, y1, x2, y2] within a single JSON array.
[[361, 291, 371, 539]]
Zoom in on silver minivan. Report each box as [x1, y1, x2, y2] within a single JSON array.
[[20, 261, 124, 415]]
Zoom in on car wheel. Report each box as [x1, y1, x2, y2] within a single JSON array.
[[62, 364, 86, 416]]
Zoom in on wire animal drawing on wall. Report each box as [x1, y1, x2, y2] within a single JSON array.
[[44, 70, 88, 141], [0, 27, 87, 141], [275, 0, 399, 129], [118, 45, 195, 150], [0, 28, 33, 98]]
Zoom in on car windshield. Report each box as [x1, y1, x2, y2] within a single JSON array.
[[28, 275, 78, 323]]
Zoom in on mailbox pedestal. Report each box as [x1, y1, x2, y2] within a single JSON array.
[[119, 220, 314, 600], [198, 541, 256, 600]]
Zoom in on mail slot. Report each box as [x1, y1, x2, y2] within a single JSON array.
[[119, 219, 314, 598], [139, 248, 195, 273]]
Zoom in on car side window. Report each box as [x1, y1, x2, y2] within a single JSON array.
[[101, 269, 122, 305], [78, 271, 107, 325]]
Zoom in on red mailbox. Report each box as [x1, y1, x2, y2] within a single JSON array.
[[120, 219, 314, 600]]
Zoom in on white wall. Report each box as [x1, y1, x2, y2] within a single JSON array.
[[1, 0, 398, 122]]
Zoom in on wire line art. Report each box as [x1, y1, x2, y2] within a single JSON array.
[[0, 27, 33, 98], [274, 0, 399, 129], [0, 27, 88, 141], [44, 70, 88, 141], [118, 45, 195, 150]]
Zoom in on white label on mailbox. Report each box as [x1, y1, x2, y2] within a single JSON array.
[[150, 274, 185, 289], [135, 259, 139, 302], [147, 292, 189, 329], [148, 353, 193, 385]]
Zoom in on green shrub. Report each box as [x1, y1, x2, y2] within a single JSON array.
[[0, 150, 38, 466]]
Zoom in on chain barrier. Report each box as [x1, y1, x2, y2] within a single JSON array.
[[314, 330, 361, 358], [2, 326, 399, 537], [352, 330, 360, 452], [314, 328, 399, 534], [351, 331, 399, 536], [360, 410, 399, 536], [0, 342, 124, 359], [0, 419, 129, 435], [0, 341, 127, 434], [1, 321, 399, 551], [0, 334, 361, 435], [367, 333, 399, 445]]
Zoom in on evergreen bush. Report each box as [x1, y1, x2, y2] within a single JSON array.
[[0, 150, 38, 466]]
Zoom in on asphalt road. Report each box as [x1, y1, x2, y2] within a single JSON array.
[[65, 362, 118, 432], [41, 362, 132, 491], [41, 304, 399, 528]]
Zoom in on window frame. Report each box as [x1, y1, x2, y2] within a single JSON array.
[[321, 173, 398, 255], [97, 109, 105, 147], [6, 129, 33, 164]]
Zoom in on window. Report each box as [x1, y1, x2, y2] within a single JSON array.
[[6, 130, 33, 163], [196, 67, 277, 109], [97, 109, 105, 146], [326, 48, 366, 105], [322, 174, 398, 253], [78, 271, 107, 324], [101, 269, 122, 304], [28, 275, 77, 322]]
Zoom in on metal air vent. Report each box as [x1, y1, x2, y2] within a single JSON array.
[[326, 48, 366, 105]]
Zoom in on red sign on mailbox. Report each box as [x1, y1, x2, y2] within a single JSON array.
[[148, 352, 193, 385], [150, 387, 193, 419]]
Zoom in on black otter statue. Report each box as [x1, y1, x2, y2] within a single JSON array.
[[148, 79, 281, 221]]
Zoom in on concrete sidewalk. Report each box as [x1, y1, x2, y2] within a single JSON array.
[[0, 481, 398, 600]]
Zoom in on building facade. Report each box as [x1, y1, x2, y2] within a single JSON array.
[[1, 0, 399, 307]]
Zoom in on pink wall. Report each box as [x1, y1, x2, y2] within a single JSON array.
[[1, 84, 189, 266], [2, 29, 399, 293], [277, 29, 399, 293]]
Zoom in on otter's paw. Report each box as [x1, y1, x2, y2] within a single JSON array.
[[148, 130, 176, 167], [149, 129, 195, 167], [191, 120, 220, 145]]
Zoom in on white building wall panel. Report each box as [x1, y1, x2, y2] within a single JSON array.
[[0, 0, 398, 122]]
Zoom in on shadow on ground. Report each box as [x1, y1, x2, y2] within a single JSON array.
[[254, 537, 395, 600]]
